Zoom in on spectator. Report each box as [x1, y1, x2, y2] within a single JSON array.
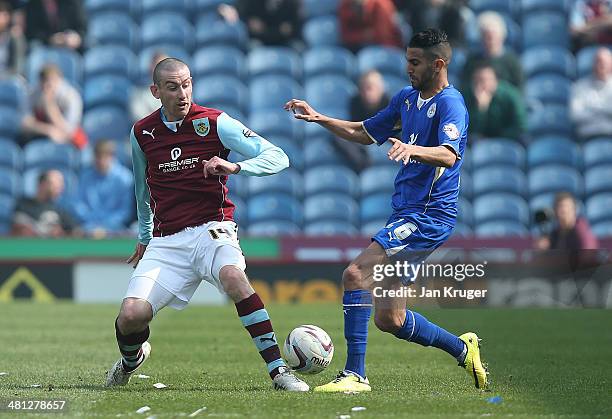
[[461, 11, 523, 90], [464, 62, 526, 140], [0, 0, 25, 75], [130, 51, 168, 123], [72, 140, 133, 238], [334, 70, 390, 172], [570, 47, 612, 140], [399, 0, 471, 47], [20, 64, 83, 145], [24, 0, 86, 51], [571, 0, 612, 50], [12, 169, 78, 237], [536, 192, 599, 251], [339, 0, 402, 53], [235, 0, 302, 47]]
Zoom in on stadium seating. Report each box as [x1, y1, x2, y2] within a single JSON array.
[[586, 193, 612, 224], [471, 138, 526, 169], [357, 46, 406, 78], [248, 47, 302, 81], [248, 220, 301, 237], [23, 140, 79, 171], [0, 138, 22, 171], [360, 165, 397, 196], [194, 75, 247, 113], [383, 74, 408, 96], [361, 219, 388, 237], [522, 12, 568, 48], [0, 76, 27, 112], [194, 20, 248, 51], [466, 12, 521, 52], [304, 220, 359, 236], [249, 168, 303, 198], [85, 0, 134, 15], [84, 75, 132, 110], [452, 222, 473, 237], [141, 12, 194, 52], [138, 45, 191, 84], [529, 192, 557, 214], [475, 221, 529, 237], [0, 194, 14, 230], [304, 137, 350, 168], [576, 45, 612, 77], [249, 75, 302, 113], [592, 221, 612, 238], [226, 174, 248, 199], [0, 107, 19, 139], [305, 75, 356, 110], [460, 171, 472, 200], [139, 0, 190, 17], [302, 0, 339, 19], [366, 142, 396, 166], [521, 46, 575, 78], [585, 166, 612, 197], [304, 193, 359, 225], [521, 0, 571, 14], [304, 165, 359, 196], [265, 137, 304, 171], [525, 74, 571, 105], [457, 197, 473, 227], [83, 106, 133, 144], [304, 106, 350, 137], [529, 165, 583, 198], [231, 196, 246, 228], [23, 168, 78, 199], [0, 168, 22, 198], [193, 46, 245, 80], [84, 46, 137, 80], [473, 167, 527, 197], [303, 15, 339, 47], [527, 105, 572, 137], [473, 193, 530, 225], [27, 46, 83, 88], [527, 136, 580, 168], [247, 193, 302, 225], [303, 47, 355, 79], [88, 12, 139, 51], [583, 138, 612, 168], [360, 193, 392, 224], [470, 0, 516, 16]]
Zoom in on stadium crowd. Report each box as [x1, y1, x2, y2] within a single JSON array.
[[0, 0, 610, 248]]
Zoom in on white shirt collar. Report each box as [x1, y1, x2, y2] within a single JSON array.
[[160, 107, 184, 132], [416, 93, 434, 110]]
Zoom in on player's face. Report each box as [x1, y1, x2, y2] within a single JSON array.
[[406, 48, 435, 91], [153, 66, 192, 121]]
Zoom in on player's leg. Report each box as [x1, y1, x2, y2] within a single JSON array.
[[314, 241, 387, 392], [211, 243, 308, 391]]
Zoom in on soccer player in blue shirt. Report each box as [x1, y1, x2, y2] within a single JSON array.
[[285, 29, 488, 392]]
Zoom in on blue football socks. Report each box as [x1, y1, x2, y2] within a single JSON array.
[[343, 290, 372, 378], [394, 309, 466, 360]]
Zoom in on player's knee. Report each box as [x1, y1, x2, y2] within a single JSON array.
[[118, 299, 152, 332], [374, 312, 404, 334], [343, 264, 366, 290], [219, 265, 252, 302]]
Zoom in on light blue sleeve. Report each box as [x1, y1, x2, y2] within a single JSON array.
[[130, 127, 153, 244], [216, 112, 289, 176]]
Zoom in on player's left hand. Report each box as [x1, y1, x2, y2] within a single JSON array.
[[388, 138, 413, 165], [202, 156, 240, 178]]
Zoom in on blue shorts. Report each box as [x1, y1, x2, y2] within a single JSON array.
[[372, 211, 453, 284]]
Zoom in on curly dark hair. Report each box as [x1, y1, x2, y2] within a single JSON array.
[[408, 28, 452, 62]]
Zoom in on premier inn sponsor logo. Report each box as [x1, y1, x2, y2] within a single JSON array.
[[158, 148, 200, 172]]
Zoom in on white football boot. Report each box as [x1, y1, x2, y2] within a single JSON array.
[[105, 341, 151, 387], [272, 367, 309, 392]]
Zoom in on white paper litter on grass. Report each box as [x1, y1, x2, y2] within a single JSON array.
[[30, 384, 42, 388], [153, 382, 167, 389], [351, 407, 366, 412], [338, 415, 351, 419], [188, 407, 207, 417], [0, 372, 8, 376], [136, 406, 151, 414], [137, 374, 150, 379]]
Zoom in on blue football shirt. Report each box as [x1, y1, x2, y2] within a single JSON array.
[[363, 85, 468, 227]]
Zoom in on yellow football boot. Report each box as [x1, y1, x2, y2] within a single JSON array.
[[314, 370, 371, 393], [459, 332, 489, 390]]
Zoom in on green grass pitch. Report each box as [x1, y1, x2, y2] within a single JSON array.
[[0, 303, 610, 418]]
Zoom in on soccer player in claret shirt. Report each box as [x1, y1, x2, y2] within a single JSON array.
[[105, 58, 308, 391], [285, 29, 489, 392]]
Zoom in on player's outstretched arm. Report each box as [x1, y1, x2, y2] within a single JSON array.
[[284, 99, 373, 145], [388, 138, 457, 168]]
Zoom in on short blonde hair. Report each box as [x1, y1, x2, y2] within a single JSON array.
[[478, 11, 507, 41]]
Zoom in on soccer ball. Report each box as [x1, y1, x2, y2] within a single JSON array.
[[282, 325, 334, 374]]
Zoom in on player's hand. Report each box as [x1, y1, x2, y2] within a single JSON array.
[[202, 156, 240, 178], [388, 138, 413, 165], [284, 99, 321, 122], [127, 242, 147, 268]]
